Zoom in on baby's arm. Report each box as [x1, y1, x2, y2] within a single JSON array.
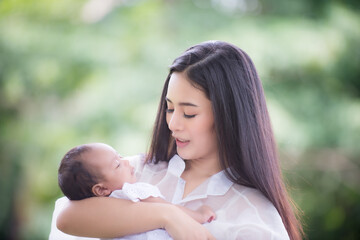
[[142, 197, 216, 224]]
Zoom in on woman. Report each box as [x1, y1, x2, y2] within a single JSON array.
[[51, 41, 303, 239]]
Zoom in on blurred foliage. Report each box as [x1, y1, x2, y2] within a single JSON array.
[[0, 0, 359, 239]]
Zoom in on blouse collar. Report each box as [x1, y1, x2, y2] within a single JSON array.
[[168, 155, 234, 200]]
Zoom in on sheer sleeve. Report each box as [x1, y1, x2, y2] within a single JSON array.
[[49, 197, 98, 240], [233, 187, 289, 239], [204, 186, 289, 240]]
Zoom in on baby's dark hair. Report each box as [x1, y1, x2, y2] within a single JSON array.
[[58, 145, 98, 200]]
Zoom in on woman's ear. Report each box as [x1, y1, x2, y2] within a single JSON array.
[[92, 183, 111, 197]]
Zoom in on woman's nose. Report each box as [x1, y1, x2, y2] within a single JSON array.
[[167, 112, 183, 132]]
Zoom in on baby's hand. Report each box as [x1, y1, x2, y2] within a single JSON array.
[[196, 205, 216, 224]]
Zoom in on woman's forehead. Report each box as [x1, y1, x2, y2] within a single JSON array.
[[167, 72, 207, 102]]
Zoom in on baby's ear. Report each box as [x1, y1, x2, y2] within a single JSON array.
[[92, 183, 111, 197]]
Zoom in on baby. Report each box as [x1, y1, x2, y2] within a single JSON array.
[[58, 143, 216, 240]]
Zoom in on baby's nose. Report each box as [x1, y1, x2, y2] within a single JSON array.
[[122, 159, 130, 166]]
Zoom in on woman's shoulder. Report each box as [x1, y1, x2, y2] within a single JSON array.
[[229, 184, 275, 207], [222, 184, 289, 239], [229, 184, 280, 218]]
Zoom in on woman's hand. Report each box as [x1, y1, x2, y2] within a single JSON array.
[[163, 205, 215, 240], [196, 205, 216, 223]]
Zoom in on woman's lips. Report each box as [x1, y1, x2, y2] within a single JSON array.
[[175, 138, 190, 148]]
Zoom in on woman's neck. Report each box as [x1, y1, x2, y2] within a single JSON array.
[[180, 156, 222, 198], [184, 157, 222, 178]]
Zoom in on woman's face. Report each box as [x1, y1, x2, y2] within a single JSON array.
[[165, 72, 218, 163]]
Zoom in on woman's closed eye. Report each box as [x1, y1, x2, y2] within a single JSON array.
[[184, 113, 196, 118], [166, 109, 196, 118]]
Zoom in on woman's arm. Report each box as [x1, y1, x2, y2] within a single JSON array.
[[57, 197, 165, 238], [142, 197, 215, 224], [56, 197, 215, 239]]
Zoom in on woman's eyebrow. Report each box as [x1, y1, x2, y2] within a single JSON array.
[[165, 97, 198, 107]]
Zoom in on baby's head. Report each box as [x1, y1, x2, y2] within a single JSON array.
[[58, 143, 136, 200]]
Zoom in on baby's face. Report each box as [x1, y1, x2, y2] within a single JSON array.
[[85, 143, 137, 191]]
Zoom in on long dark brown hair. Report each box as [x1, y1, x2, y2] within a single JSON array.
[[147, 41, 304, 239]]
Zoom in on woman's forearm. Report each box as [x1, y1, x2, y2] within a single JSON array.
[[142, 197, 215, 224], [56, 197, 174, 238]]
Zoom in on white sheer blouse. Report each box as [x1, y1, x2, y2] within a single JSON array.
[[49, 154, 289, 240]]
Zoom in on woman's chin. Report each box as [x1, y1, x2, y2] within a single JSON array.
[[177, 150, 193, 160]]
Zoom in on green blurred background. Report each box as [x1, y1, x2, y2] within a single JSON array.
[[0, 0, 359, 239]]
